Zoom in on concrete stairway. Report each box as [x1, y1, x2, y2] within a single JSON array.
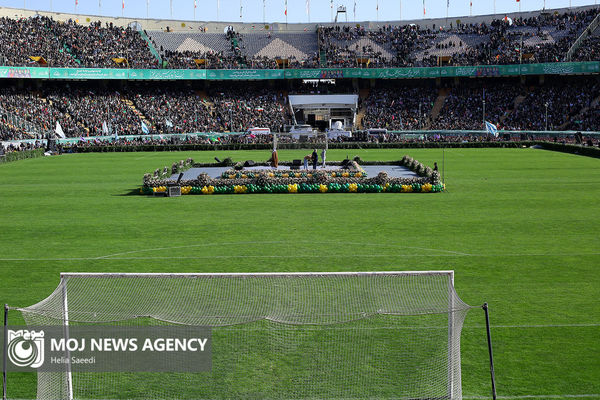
[[355, 88, 370, 129], [426, 88, 450, 128], [500, 94, 527, 125]]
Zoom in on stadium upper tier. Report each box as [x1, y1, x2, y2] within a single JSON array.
[[0, 5, 598, 69]]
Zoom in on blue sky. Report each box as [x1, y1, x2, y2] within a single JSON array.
[[3, 0, 599, 23]]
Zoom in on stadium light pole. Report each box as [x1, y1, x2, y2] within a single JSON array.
[[482, 99, 486, 129], [545, 102, 549, 131]]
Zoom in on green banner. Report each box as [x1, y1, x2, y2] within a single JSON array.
[[205, 69, 284, 80], [0, 62, 597, 81], [50, 68, 129, 79], [128, 69, 207, 79]]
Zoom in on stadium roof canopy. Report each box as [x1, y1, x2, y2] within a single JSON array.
[[289, 95, 359, 110]]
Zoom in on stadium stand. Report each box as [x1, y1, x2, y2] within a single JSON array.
[[0, 7, 597, 69], [0, 5, 599, 146], [361, 87, 438, 130], [1, 77, 599, 141]]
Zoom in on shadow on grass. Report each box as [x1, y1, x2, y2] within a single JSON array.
[[116, 188, 144, 196]]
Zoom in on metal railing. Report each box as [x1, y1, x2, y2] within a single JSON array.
[[566, 11, 600, 61]]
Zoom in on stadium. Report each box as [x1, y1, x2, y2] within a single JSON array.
[[0, 1, 599, 399]]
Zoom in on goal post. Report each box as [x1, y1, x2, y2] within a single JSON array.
[[14, 271, 473, 400]]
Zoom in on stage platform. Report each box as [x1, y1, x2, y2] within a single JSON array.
[[170, 165, 418, 180]]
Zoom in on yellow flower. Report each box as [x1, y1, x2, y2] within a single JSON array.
[[401, 185, 412, 193], [295, 173, 301, 178], [422, 183, 433, 192], [342, 172, 350, 177], [268, 173, 275, 177], [319, 184, 328, 193], [355, 172, 362, 177], [241, 174, 247, 179], [349, 183, 358, 192], [228, 175, 235, 179], [287, 184, 298, 193], [234, 185, 247, 194], [331, 172, 336, 177], [201, 186, 209, 194], [282, 173, 289, 178], [207, 185, 215, 194]]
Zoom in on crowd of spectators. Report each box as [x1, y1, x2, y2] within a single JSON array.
[[62, 21, 159, 69], [0, 87, 62, 139], [361, 87, 438, 130], [1, 79, 599, 142], [503, 80, 599, 130], [0, 16, 79, 67], [47, 88, 144, 135], [0, 7, 598, 70], [572, 31, 600, 61], [0, 16, 157, 69], [432, 84, 522, 130], [210, 87, 290, 132], [319, 8, 599, 68]]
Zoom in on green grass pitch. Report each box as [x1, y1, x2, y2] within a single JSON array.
[[0, 148, 599, 399]]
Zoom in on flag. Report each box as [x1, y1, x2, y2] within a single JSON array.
[[141, 120, 150, 134], [102, 121, 109, 135], [165, 119, 173, 128], [485, 121, 498, 137], [194, 0, 196, 7], [423, 0, 426, 15], [55, 121, 66, 139], [306, 0, 310, 17], [284, 0, 287, 15], [122, 0, 125, 9]]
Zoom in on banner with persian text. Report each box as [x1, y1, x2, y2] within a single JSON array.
[[0, 62, 597, 81]]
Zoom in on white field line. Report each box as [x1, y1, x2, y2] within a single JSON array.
[[3, 252, 600, 262], [93, 241, 472, 259], [2, 240, 600, 261]]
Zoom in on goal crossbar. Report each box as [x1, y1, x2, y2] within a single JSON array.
[[60, 271, 455, 278]]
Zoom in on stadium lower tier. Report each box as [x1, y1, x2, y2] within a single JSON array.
[[0, 76, 599, 143]]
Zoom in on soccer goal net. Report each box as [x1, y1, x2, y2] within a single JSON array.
[[15, 271, 472, 400]]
